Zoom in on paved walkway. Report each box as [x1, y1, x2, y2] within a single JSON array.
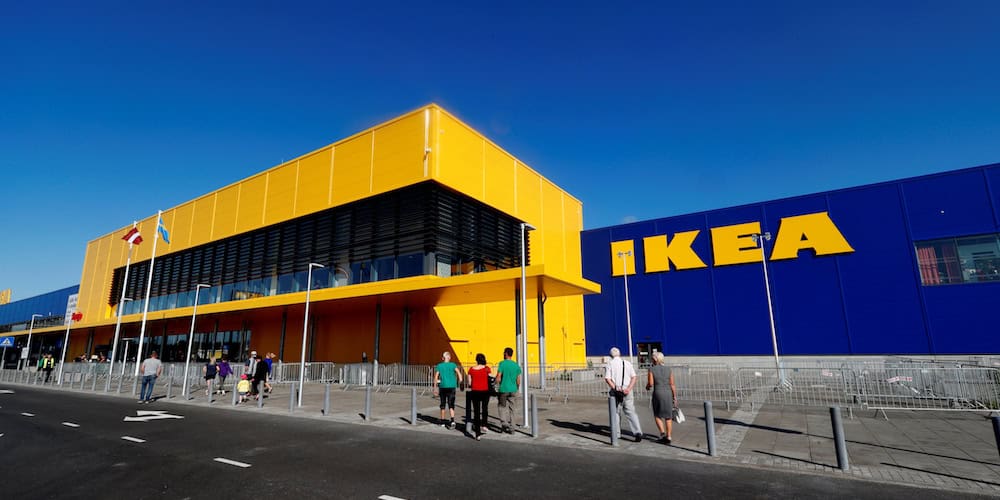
[[7, 374, 1000, 495]]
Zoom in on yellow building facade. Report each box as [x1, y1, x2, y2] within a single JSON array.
[[31, 105, 599, 367]]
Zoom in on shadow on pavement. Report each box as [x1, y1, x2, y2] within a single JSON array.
[[709, 417, 804, 435], [754, 450, 834, 469], [881, 462, 1000, 487]]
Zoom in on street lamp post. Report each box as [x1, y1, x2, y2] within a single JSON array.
[[182, 284, 211, 399], [751, 232, 785, 386], [106, 297, 133, 391], [519, 222, 535, 428], [299, 263, 324, 407], [617, 251, 636, 366], [22, 314, 43, 371]]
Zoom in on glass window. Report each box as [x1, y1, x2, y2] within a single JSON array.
[[332, 265, 350, 287], [916, 233, 1000, 285], [372, 256, 395, 282], [277, 273, 295, 294], [350, 261, 371, 284], [397, 253, 424, 278]]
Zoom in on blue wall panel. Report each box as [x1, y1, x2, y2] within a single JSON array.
[[582, 164, 1000, 357], [902, 170, 996, 240], [763, 195, 850, 355]]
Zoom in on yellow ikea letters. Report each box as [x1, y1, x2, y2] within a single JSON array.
[[611, 211, 853, 276]]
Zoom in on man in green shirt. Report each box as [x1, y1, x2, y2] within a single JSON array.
[[494, 347, 522, 434], [434, 351, 463, 429]]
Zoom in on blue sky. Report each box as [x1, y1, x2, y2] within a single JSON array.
[[1, 1, 998, 300]]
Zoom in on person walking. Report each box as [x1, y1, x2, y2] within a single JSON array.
[[41, 354, 55, 383], [203, 357, 218, 396], [494, 347, 521, 434], [138, 351, 163, 404], [251, 353, 268, 400], [467, 353, 492, 440], [433, 352, 463, 429], [216, 356, 232, 394], [263, 352, 274, 394], [605, 347, 643, 442], [645, 351, 677, 444]]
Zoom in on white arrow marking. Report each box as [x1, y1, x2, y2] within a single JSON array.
[[121, 436, 146, 443], [214, 457, 251, 468], [21, 412, 34, 417], [0, 389, 14, 394], [379, 495, 407, 500], [62, 422, 80, 428], [123, 410, 184, 422]]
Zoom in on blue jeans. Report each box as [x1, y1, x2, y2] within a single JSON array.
[[140, 375, 157, 401]]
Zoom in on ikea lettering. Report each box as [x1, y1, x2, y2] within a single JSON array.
[[610, 212, 854, 276]]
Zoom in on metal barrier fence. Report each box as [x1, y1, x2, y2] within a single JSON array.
[[3, 360, 997, 414]]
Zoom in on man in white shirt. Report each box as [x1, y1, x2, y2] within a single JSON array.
[[138, 351, 163, 404], [604, 347, 643, 442]]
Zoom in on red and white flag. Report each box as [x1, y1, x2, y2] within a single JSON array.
[[122, 227, 143, 245]]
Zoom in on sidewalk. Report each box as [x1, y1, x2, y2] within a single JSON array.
[[9, 376, 1000, 495]]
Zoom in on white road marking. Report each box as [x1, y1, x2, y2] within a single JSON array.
[[124, 410, 184, 422], [62, 422, 80, 428], [21, 412, 34, 417], [0, 389, 14, 394], [0, 433, 4, 438], [213, 457, 252, 468], [121, 436, 146, 443], [379, 495, 408, 500]]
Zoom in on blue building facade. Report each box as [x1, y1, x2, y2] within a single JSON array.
[[0, 285, 79, 333], [581, 164, 1000, 358]]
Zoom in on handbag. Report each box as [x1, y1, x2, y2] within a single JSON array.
[[672, 407, 685, 424]]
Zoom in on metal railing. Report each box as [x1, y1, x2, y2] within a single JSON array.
[[3, 359, 997, 414]]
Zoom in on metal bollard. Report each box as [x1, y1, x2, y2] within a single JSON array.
[[991, 415, 1000, 459], [705, 401, 717, 456], [323, 383, 331, 415], [166, 375, 173, 399], [410, 387, 417, 425], [207, 380, 213, 404], [531, 393, 539, 438], [608, 396, 620, 446], [465, 391, 473, 435], [91, 367, 98, 391], [117, 374, 123, 393], [132, 376, 138, 396], [257, 383, 264, 408], [364, 386, 372, 422], [830, 407, 850, 471], [289, 382, 296, 413]]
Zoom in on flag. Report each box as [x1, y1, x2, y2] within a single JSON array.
[[71, 312, 83, 322], [122, 227, 143, 245], [157, 217, 170, 244]]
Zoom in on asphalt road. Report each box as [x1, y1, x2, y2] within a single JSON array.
[[0, 385, 988, 499]]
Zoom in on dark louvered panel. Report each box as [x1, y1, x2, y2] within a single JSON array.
[[106, 181, 528, 308]]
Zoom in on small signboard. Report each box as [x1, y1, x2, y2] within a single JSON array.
[[0, 337, 14, 348], [21, 347, 29, 359]]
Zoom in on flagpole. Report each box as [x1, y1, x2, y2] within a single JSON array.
[[134, 211, 161, 379], [57, 313, 75, 385], [108, 221, 136, 389]]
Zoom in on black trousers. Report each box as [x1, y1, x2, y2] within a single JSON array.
[[470, 390, 490, 431]]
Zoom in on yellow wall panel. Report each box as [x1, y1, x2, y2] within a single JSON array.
[[522, 163, 546, 223], [171, 202, 195, 249], [131, 215, 158, 262], [236, 173, 267, 233], [483, 145, 516, 217], [296, 149, 332, 216], [540, 181, 566, 274], [213, 185, 240, 240], [264, 162, 297, 226], [190, 194, 216, 247], [331, 132, 373, 206], [79, 240, 100, 321], [371, 112, 426, 194], [436, 113, 485, 200]]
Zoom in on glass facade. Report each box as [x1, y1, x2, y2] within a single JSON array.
[[112, 181, 528, 315], [915, 233, 1000, 285]]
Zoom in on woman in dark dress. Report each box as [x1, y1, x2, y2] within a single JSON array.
[[646, 351, 677, 444]]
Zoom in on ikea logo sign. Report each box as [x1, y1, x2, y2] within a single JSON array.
[[610, 212, 854, 276]]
